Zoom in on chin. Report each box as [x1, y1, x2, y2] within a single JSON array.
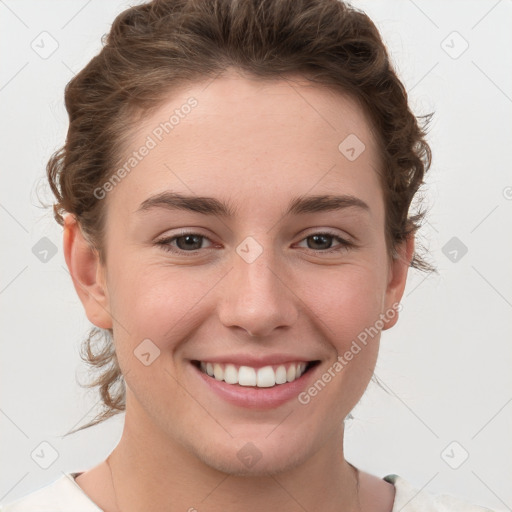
[[177, 429, 310, 477], [197, 444, 309, 477]]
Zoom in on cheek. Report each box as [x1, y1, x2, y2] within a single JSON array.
[[107, 266, 208, 417], [107, 261, 218, 353], [297, 269, 385, 410], [304, 262, 387, 339], [291, 270, 384, 432], [302, 265, 386, 382]]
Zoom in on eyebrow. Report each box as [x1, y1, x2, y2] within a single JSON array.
[[136, 191, 370, 217]]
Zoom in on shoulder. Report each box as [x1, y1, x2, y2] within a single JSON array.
[[0, 473, 102, 512], [384, 474, 496, 512]]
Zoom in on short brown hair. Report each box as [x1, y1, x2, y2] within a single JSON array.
[[46, 0, 433, 434]]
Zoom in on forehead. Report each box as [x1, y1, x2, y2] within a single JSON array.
[[106, 71, 383, 219]]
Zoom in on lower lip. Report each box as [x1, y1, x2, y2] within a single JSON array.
[[191, 362, 318, 410]]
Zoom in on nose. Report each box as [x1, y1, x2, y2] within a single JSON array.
[[216, 240, 299, 338]]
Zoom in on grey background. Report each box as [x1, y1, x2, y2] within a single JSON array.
[[1, 0, 511, 509]]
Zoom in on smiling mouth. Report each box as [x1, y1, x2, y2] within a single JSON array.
[[192, 360, 320, 388]]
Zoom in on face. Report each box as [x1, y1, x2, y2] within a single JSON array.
[[67, 69, 411, 476]]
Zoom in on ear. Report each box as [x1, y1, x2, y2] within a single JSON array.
[[382, 234, 415, 330], [63, 213, 112, 329]]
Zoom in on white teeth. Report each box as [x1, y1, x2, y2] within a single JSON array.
[[275, 365, 287, 384], [286, 365, 296, 382], [224, 364, 238, 384], [213, 363, 223, 381], [198, 361, 313, 387], [256, 366, 275, 387], [238, 366, 257, 386]]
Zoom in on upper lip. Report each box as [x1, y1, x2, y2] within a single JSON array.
[[191, 354, 319, 368]]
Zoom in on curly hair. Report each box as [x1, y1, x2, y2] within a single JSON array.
[[46, 0, 433, 434]]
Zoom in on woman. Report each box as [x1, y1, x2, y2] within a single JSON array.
[[0, 0, 495, 510]]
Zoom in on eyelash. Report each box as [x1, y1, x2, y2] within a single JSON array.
[[155, 230, 353, 255]]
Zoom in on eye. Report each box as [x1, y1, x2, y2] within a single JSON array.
[[155, 230, 353, 255], [295, 231, 353, 253], [155, 232, 213, 253]]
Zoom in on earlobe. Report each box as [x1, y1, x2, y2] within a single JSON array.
[[63, 213, 112, 329], [382, 235, 415, 330]]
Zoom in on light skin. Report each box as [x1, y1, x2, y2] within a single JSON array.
[[64, 69, 414, 512]]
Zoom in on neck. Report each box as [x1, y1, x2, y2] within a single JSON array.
[[106, 395, 361, 512]]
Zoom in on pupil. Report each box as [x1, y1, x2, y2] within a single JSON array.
[[310, 234, 331, 250], [179, 235, 201, 250]]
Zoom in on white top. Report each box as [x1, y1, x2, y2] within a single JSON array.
[[0, 472, 495, 511]]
